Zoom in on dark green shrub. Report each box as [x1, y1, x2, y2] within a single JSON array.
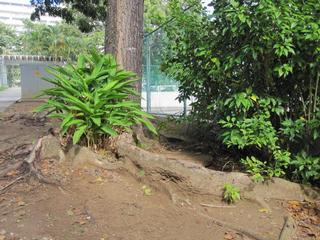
[[163, 0, 320, 122], [219, 89, 320, 184], [291, 152, 320, 183], [161, 0, 320, 184]]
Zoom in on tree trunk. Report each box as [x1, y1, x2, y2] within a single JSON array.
[[105, 0, 144, 93]]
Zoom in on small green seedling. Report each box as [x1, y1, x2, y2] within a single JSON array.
[[137, 169, 145, 177], [251, 173, 264, 183], [223, 183, 241, 204]]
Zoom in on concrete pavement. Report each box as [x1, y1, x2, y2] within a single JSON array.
[[0, 87, 21, 112]]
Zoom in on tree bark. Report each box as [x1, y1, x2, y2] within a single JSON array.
[[105, 0, 144, 93]]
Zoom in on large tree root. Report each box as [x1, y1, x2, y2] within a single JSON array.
[[114, 133, 316, 202], [279, 216, 297, 240], [0, 136, 58, 194]]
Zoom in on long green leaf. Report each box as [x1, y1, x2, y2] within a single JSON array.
[[101, 126, 118, 137], [73, 125, 87, 144]]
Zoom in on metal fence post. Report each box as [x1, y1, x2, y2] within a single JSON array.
[[0, 57, 8, 87], [146, 36, 151, 113], [183, 98, 187, 116]]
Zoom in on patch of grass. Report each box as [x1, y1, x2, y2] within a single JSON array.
[[0, 86, 8, 92], [137, 169, 145, 177]]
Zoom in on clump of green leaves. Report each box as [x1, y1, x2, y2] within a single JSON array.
[[241, 156, 266, 183], [223, 183, 240, 204], [35, 51, 157, 145], [163, 0, 320, 125], [218, 88, 284, 149], [218, 89, 320, 184], [218, 89, 291, 180], [291, 152, 320, 183]]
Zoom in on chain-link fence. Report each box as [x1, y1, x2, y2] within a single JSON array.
[[142, 26, 192, 115]]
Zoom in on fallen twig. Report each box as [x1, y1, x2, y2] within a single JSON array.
[[200, 203, 236, 208], [1, 205, 25, 216], [0, 174, 27, 193]]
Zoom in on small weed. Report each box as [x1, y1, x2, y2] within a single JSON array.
[[142, 185, 152, 196], [223, 183, 240, 204], [137, 169, 145, 177], [251, 173, 264, 183], [136, 142, 151, 150]]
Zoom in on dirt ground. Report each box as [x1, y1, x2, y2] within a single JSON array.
[[0, 102, 319, 240]]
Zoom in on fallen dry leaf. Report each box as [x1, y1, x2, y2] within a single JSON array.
[[259, 208, 270, 213], [6, 170, 19, 177], [288, 200, 301, 210], [17, 201, 26, 207], [94, 177, 104, 184], [224, 232, 236, 240], [142, 185, 152, 196]]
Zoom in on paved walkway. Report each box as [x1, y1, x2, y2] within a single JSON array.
[[0, 87, 21, 112]]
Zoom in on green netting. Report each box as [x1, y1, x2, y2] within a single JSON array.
[[142, 27, 187, 115]]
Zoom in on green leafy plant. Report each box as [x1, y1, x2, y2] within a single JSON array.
[[291, 152, 320, 183], [35, 51, 157, 145], [241, 154, 290, 182], [218, 89, 290, 179], [218, 90, 320, 184], [218, 89, 284, 149], [163, 0, 320, 126], [241, 156, 265, 182], [281, 118, 305, 142], [281, 112, 320, 154], [223, 183, 240, 204]]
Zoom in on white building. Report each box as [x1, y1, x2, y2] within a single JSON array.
[[0, 0, 60, 32]]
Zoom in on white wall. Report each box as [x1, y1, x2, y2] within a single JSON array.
[[20, 63, 54, 100]]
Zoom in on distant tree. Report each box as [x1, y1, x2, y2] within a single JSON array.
[[30, 0, 169, 33], [0, 23, 19, 54], [20, 20, 104, 60], [30, 0, 197, 92], [30, 0, 106, 32]]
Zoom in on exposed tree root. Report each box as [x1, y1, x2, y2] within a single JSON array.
[[114, 133, 315, 202], [0, 136, 58, 195], [279, 216, 297, 240], [198, 211, 270, 240]]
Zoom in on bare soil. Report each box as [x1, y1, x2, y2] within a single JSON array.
[[0, 102, 319, 240]]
